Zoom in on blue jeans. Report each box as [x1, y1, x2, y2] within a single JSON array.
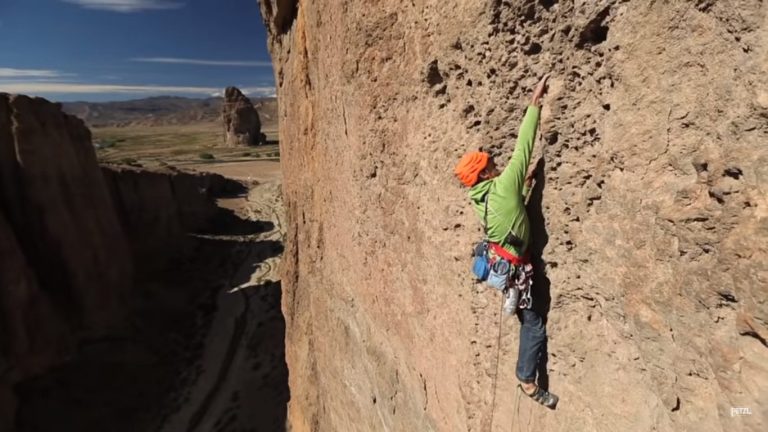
[[515, 308, 547, 384]]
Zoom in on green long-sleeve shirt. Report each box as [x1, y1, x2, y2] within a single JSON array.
[[468, 105, 540, 257]]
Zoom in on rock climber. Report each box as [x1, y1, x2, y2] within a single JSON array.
[[453, 75, 558, 409]]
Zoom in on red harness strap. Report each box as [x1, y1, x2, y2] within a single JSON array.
[[489, 242, 530, 265]]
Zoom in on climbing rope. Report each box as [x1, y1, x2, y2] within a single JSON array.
[[527, 396, 534, 432], [511, 385, 521, 432], [488, 292, 505, 431]]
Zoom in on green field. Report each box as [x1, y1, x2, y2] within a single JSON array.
[[93, 122, 280, 168]]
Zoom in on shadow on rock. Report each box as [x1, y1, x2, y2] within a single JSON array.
[[202, 208, 275, 236], [238, 281, 289, 432], [526, 157, 552, 392]]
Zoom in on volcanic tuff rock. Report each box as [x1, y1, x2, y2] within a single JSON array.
[[259, 1, 768, 431], [222, 86, 265, 146]]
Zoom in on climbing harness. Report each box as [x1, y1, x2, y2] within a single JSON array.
[[471, 191, 534, 313]]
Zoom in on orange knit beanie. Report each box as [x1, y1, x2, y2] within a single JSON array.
[[454, 151, 489, 187]]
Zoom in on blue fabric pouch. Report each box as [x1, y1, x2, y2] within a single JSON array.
[[471, 241, 490, 281], [487, 259, 511, 291]]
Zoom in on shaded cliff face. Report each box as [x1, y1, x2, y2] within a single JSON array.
[[260, 1, 768, 431], [0, 93, 132, 370], [0, 93, 133, 429], [0, 94, 274, 430], [102, 165, 251, 272]]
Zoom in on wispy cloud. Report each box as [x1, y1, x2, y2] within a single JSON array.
[[131, 57, 272, 67], [0, 68, 68, 78], [62, 0, 184, 13], [210, 87, 277, 98], [0, 81, 276, 98], [0, 82, 217, 95], [240, 87, 278, 97]]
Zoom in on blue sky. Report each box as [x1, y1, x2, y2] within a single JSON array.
[[0, 0, 274, 101]]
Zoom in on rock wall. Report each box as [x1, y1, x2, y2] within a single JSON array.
[[102, 165, 248, 272], [0, 94, 133, 429], [259, 1, 768, 431]]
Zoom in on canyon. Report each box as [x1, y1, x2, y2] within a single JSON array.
[[0, 93, 287, 431]]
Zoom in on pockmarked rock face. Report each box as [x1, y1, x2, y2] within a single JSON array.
[[259, 1, 768, 431], [0, 93, 133, 429], [222, 86, 265, 146]]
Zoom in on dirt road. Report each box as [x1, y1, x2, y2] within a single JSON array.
[[158, 161, 287, 432]]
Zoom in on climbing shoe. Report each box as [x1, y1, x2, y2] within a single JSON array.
[[519, 384, 558, 409]]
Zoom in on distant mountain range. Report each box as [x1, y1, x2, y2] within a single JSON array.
[[62, 96, 278, 129]]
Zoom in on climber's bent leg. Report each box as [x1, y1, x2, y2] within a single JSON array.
[[515, 308, 546, 384]]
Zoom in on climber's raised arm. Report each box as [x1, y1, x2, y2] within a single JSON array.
[[530, 75, 548, 107], [496, 75, 549, 198], [522, 156, 542, 198]]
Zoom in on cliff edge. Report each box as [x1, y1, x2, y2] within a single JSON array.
[[0, 94, 133, 428]]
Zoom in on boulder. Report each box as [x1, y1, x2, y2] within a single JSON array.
[[222, 86, 265, 146]]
